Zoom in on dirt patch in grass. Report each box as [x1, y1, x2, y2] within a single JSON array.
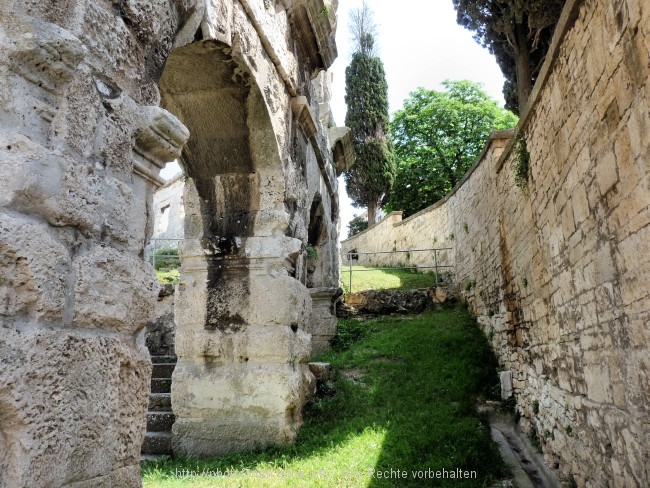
[[342, 368, 365, 385]]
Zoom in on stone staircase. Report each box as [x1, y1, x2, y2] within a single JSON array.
[[141, 355, 176, 460]]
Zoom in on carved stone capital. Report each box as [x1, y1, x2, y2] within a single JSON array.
[[291, 96, 318, 139], [133, 106, 189, 168]]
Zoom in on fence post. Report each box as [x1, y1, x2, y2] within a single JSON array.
[[348, 252, 352, 293], [151, 239, 157, 268], [434, 249, 439, 286]]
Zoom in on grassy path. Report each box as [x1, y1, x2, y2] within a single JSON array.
[[340, 265, 440, 293], [142, 306, 507, 487]]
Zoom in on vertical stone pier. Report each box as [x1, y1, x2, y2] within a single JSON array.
[[0, 2, 189, 486], [307, 287, 340, 353], [1, 0, 349, 479], [172, 224, 314, 455]]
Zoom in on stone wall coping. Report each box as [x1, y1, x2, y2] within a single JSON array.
[[340, 211, 403, 244], [396, 129, 514, 227], [340, 129, 513, 245]]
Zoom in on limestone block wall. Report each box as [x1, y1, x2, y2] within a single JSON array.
[[0, 1, 190, 487], [1, 0, 348, 485], [151, 175, 185, 241], [341, 0, 649, 485]]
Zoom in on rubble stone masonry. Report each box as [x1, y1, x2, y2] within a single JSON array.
[[1, 0, 349, 486], [342, 0, 649, 485]]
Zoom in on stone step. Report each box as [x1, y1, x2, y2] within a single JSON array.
[[140, 454, 171, 464], [151, 378, 171, 394], [149, 393, 172, 411], [152, 362, 175, 379], [308, 362, 331, 380], [141, 431, 172, 456], [150, 355, 177, 364], [147, 411, 175, 432]]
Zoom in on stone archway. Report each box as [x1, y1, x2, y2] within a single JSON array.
[[304, 193, 340, 353], [158, 38, 312, 457], [306, 195, 328, 288], [0, 0, 346, 481]]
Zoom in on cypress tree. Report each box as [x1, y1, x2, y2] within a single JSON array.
[[343, 1, 394, 226]]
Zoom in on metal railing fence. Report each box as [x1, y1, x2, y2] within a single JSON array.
[[341, 248, 454, 293], [148, 238, 182, 270]]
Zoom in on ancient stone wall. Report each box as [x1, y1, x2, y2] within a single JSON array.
[[342, 0, 649, 485], [162, 0, 348, 457], [151, 175, 185, 241], [0, 1, 189, 486], [1, 0, 349, 485]]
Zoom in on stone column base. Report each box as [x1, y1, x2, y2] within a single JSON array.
[[307, 287, 339, 353]]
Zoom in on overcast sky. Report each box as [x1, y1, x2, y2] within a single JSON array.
[[161, 1, 507, 236], [333, 0, 507, 235]]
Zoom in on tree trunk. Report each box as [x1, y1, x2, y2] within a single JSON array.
[[367, 201, 378, 226], [514, 20, 532, 115]]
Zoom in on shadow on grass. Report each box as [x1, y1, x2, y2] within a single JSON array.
[[142, 305, 508, 487], [362, 307, 508, 487]]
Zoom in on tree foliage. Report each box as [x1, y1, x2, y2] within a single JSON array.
[[387, 80, 517, 218], [343, 1, 394, 226], [347, 214, 368, 238], [453, 0, 565, 113]]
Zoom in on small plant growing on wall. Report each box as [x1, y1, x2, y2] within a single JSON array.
[[306, 244, 317, 260], [463, 222, 469, 233], [464, 279, 476, 292], [514, 134, 531, 191]]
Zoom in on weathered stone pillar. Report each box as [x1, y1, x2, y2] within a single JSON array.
[[0, 2, 189, 485], [171, 181, 314, 456], [307, 287, 340, 353], [154, 9, 334, 451], [154, 0, 346, 458]]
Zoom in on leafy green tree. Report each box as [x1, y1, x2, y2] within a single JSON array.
[[344, 1, 394, 226], [453, 0, 565, 113], [387, 80, 517, 218], [347, 214, 368, 238]]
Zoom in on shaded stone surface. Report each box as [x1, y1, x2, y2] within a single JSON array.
[[145, 285, 176, 357], [0, 0, 349, 482]]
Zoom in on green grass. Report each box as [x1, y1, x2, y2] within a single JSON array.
[[341, 265, 440, 293], [152, 248, 180, 284], [156, 268, 180, 284], [141, 306, 508, 487]]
